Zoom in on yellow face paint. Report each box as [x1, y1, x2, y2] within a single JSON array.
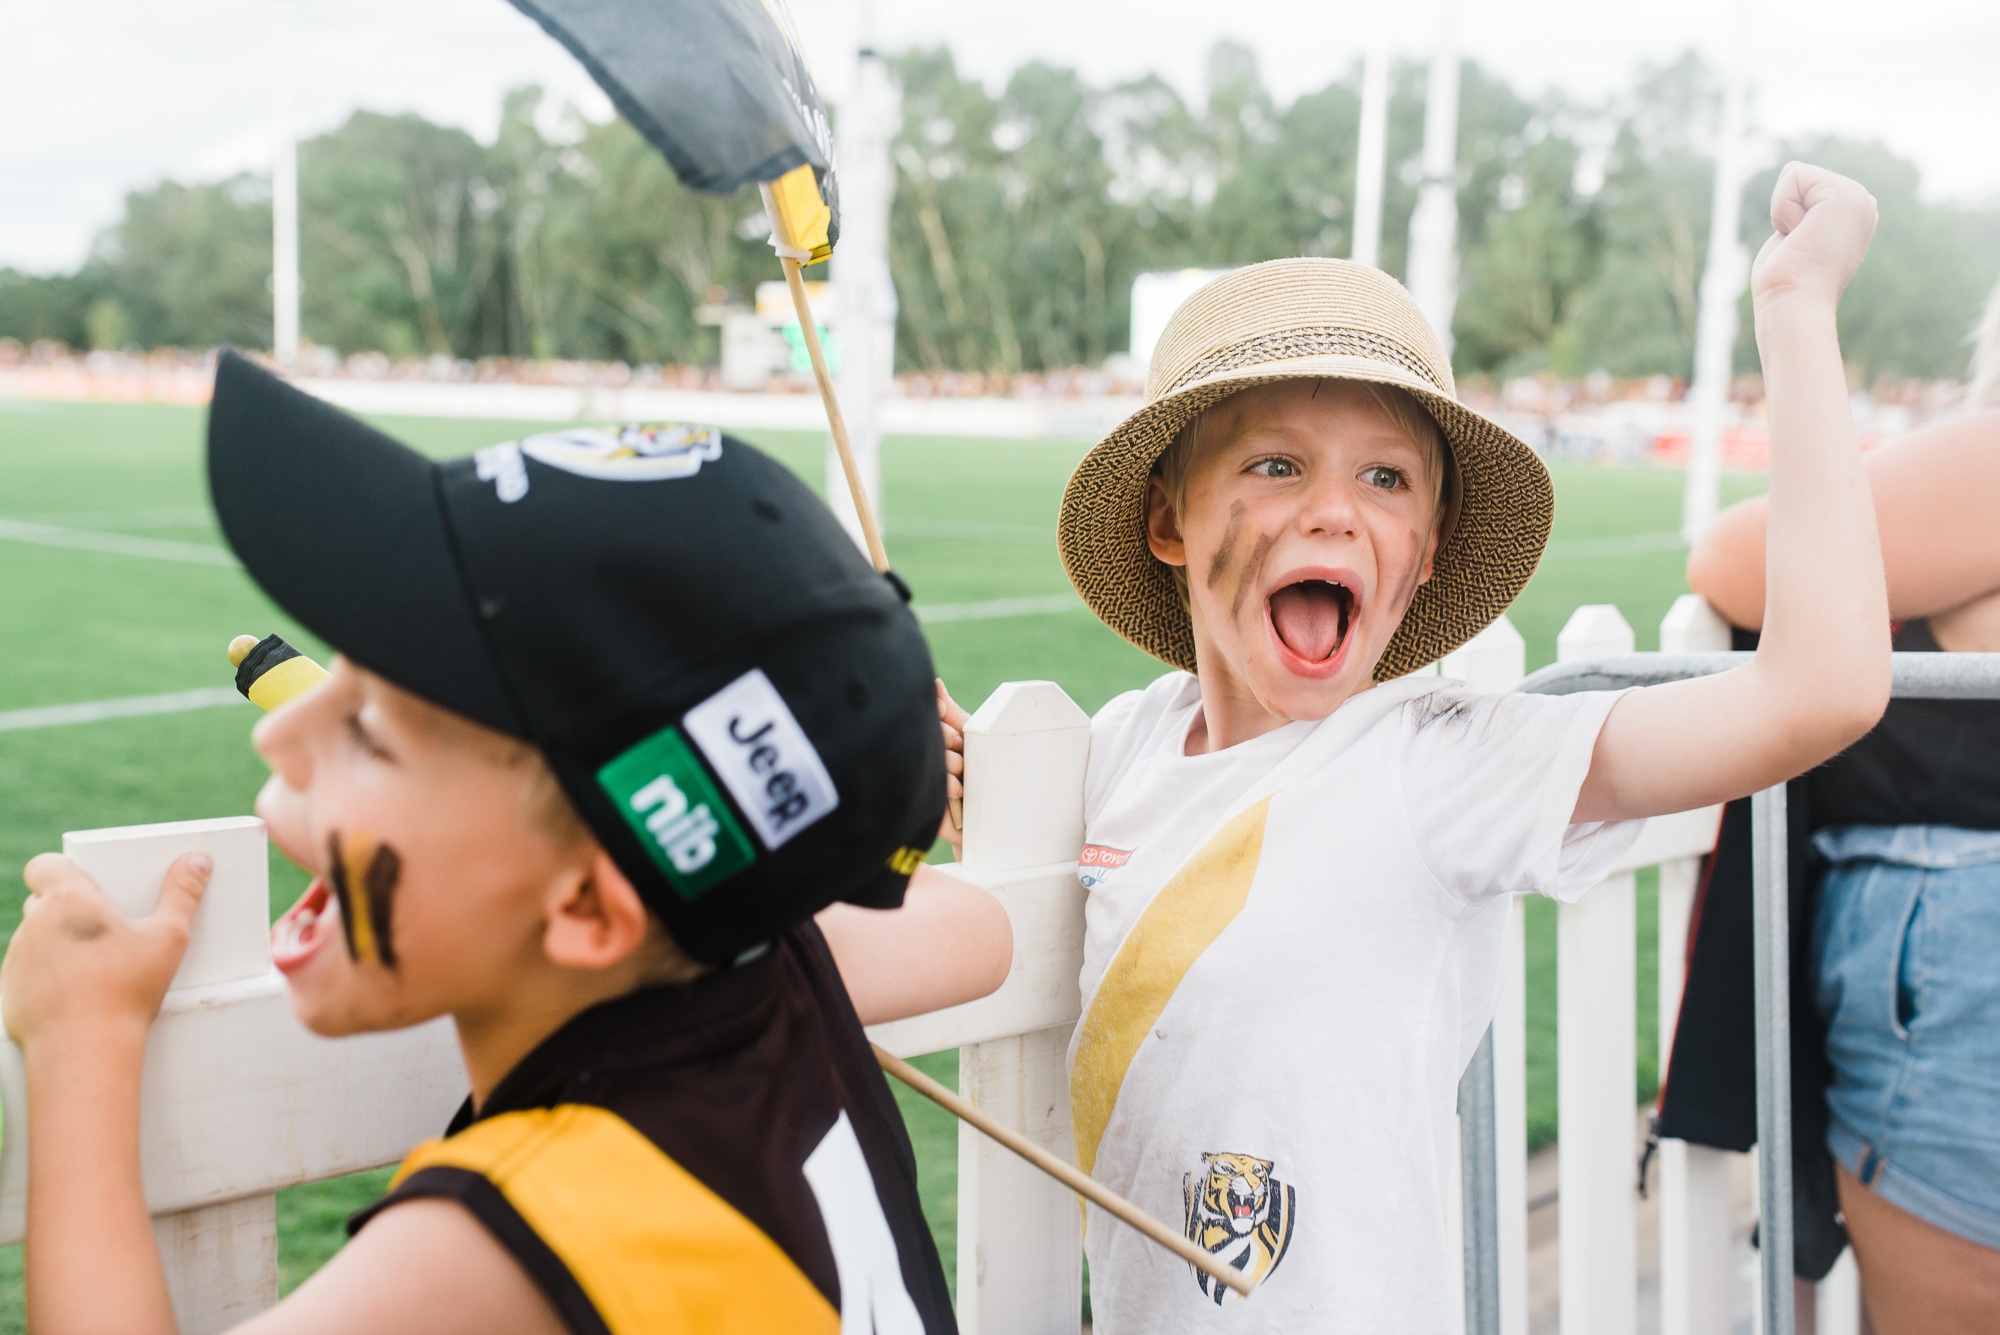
[[326, 830, 401, 967]]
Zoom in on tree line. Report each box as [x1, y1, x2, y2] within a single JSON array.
[[3, 45, 1995, 384]]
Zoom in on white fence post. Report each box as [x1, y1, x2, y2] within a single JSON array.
[[1555, 606, 1640, 1335], [1443, 616, 1530, 1335], [1656, 594, 1737, 1335], [150, 1196, 279, 1333], [0, 817, 471, 1332], [862, 679, 1094, 1329], [955, 682, 1090, 1335]]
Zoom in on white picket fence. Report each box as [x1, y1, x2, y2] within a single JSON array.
[[0, 818, 465, 1330], [4, 594, 1863, 1333]]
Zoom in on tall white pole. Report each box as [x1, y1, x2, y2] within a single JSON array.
[[1681, 0, 1754, 543], [1351, 32, 1390, 270], [1404, 0, 1460, 356], [828, 2, 896, 554], [271, 0, 300, 370]]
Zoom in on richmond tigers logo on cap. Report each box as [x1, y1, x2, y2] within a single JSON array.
[[477, 424, 725, 502]]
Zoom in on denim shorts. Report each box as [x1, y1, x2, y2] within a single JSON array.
[[1813, 825, 2000, 1249]]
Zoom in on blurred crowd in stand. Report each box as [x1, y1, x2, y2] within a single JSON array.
[[0, 337, 1974, 472]]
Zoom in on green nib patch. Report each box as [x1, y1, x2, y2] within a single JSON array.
[[597, 727, 756, 900]]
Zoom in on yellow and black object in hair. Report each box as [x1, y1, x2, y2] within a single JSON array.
[[228, 633, 328, 711]]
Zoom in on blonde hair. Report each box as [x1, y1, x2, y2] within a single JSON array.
[[1151, 379, 1460, 609], [500, 741, 594, 851], [1970, 278, 2000, 410]]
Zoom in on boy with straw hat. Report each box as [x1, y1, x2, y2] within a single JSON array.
[[935, 162, 1890, 1329]]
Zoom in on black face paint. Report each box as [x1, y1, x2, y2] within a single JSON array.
[[327, 830, 401, 967], [1205, 500, 1247, 591], [1232, 530, 1278, 620]]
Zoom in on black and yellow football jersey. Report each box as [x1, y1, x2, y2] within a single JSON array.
[[350, 924, 956, 1334]]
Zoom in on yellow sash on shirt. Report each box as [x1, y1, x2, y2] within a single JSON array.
[[1069, 797, 1274, 1179]]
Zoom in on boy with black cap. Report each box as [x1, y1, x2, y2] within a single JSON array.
[[2, 352, 1008, 1334]]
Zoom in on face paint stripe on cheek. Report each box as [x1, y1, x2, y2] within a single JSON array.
[[328, 830, 398, 967], [364, 843, 401, 968], [1204, 500, 1246, 590], [1232, 530, 1278, 619], [326, 831, 364, 964]]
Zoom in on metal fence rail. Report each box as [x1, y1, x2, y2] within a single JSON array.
[[1459, 650, 2000, 1335]]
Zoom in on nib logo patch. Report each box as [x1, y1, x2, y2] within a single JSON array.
[[597, 728, 756, 900]]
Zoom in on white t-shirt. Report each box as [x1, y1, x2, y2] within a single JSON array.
[[1071, 670, 1641, 1333]]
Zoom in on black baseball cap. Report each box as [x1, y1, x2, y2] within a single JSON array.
[[207, 350, 944, 964]]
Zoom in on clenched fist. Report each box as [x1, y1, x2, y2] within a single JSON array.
[[1750, 161, 1878, 318]]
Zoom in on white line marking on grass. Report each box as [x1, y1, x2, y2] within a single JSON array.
[[6, 507, 215, 530], [915, 593, 1084, 624], [0, 520, 241, 567], [1540, 531, 1687, 560], [0, 688, 248, 733]]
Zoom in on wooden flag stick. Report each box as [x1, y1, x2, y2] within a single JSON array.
[[872, 1043, 1256, 1299], [780, 255, 890, 574], [779, 252, 961, 831]]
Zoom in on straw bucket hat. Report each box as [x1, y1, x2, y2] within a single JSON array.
[[1058, 257, 1552, 680]]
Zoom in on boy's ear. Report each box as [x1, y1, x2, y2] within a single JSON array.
[[1144, 476, 1188, 568], [1416, 521, 1442, 587], [541, 849, 654, 971]]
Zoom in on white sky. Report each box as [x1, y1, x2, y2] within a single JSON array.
[[3, 0, 1995, 273]]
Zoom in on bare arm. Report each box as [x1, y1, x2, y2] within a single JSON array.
[[1688, 406, 2000, 628], [1575, 164, 1891, 823], [816, 864, 1014, 1025], [813, 677, 1010, 1026], [235, 1199, 564, 1335]]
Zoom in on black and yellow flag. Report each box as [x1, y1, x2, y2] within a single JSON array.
[[506, 0, 839, 261]]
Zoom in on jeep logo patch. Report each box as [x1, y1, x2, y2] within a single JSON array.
[[596, 727, 755, 899], [682, 669, 839, 851]]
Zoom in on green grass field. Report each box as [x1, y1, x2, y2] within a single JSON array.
[[0, 399, 1767, 1323]]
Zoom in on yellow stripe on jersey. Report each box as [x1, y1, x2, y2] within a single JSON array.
[[1070, 797, 1273, 1180], [395, 1106, 840, 1335]]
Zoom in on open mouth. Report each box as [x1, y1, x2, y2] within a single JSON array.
[[1268, 578, 1356, 664], [271, 877, 339, 975]]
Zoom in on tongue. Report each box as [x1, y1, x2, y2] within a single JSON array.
[[1270, 583, 1346, 661]]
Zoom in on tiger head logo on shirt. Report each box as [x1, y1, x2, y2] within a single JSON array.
[[1182, 1151, 1297, 1304]]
